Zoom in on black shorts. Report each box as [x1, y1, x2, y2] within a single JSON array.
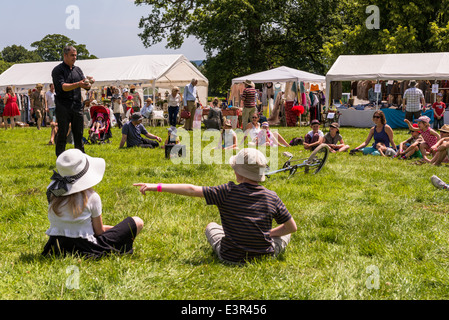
[[42, 217, 138, 259]]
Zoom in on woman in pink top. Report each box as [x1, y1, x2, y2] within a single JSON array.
[[3, 86, 21, 129], [405, 116, 440, 163]]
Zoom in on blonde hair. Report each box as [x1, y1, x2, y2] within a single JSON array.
[[49, 189, 90, 219]]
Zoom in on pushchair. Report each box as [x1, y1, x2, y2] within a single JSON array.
[[87, 105, 112, 144]]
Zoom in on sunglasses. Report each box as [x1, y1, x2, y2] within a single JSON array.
[[373, 116, 381, 119]]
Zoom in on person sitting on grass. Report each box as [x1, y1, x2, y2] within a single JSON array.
[[351, 110, 396, 156], [404, 116, 440, 163], [254, 122, 290, 147], [428, 124, 449, 166], [133, 148, 297, 265], [323, 122, 350, 153], [304, 119, 324, 151], [396, 123, 423, 160], [217, 119, 238, 150], [42, 149, 144, 258], [119, 112, 162, 149], [375, 142, 397, 158]]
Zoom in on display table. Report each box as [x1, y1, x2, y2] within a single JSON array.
[[338, 108, 445, 129]]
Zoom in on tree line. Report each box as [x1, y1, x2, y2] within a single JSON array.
[[135, 0, 449, 95], [0, 34, 96, 74]]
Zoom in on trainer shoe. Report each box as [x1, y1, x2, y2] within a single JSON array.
[[431, 175, 448, 190]]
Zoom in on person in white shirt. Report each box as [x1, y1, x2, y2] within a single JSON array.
[[45, 84, 56, 122], [167, 87, 182, 127], [42, 149, 144, 258]]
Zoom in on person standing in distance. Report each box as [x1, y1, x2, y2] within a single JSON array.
[[183, 78, 199, 131], [52, 46, 94, 157]]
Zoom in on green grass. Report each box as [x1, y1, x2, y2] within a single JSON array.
[[1, 124, 449, 300]]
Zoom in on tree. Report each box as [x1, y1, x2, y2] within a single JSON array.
[[136, 0, 343, 93], [30, 34, 97, 61], [1, 45, 42, 63], [321, 0, 449, 70]]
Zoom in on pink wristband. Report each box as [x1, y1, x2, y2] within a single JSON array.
[[156, 183, 162, 192]]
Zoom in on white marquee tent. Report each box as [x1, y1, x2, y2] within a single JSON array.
[[232, 66, 325, 85], [0, 54, 208, 103], [325, 52, 449, 107]]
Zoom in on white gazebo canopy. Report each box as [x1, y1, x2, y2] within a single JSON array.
[[0, 54, 208, 102], [325, 52, 449, 106], [232, 66, 325, 85]]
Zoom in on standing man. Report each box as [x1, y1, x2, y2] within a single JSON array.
[[183, 78, 199, 131], [403, 80, 425, 122], [30, 83, 46, 130], [241, 80, 257, 128], [52, 46, 93, 157], [45, 83, 56, 123]]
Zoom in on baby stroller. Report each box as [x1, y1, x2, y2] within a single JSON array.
[[87, 105, 112, 144]]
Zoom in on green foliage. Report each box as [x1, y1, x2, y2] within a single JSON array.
[[1, 45, 42, 63], [2, 125, 449, 299], [135, 0, 449, 94], [31, 34, 97, 61]]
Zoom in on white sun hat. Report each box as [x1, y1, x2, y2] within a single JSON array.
[[46, 149, 105, 202]]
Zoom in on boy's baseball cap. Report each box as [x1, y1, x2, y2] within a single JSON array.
[[229, 148, 267, 182], [311, 119, 320, 125]]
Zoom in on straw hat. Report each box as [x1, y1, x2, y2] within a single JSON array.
[[229, 148, 268, 182], [46, 149, 105, 201], [439, 124, 449, 133], [244, 79, 255, 88], [223, 119, 232, 127]]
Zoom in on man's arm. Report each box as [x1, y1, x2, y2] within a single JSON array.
[[145, 132, 162, 142], [62, 81, 91, 92], [119, 134, 127, 148]]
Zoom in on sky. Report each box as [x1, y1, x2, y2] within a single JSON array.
[[1, 0, 206, 61]]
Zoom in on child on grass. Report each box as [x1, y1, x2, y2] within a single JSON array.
[[375, 142, 397, 158], [323, 122, 350, 153], [396, 123, 423, 160], [428, 124, 449, 166], [42, 149, 144, 258], [304, 119, 324, 151], [404, 116, 440, 163], [134, 148, 297, 264]]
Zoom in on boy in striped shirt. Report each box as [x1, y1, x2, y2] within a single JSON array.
[[134, 148, 297, 264]]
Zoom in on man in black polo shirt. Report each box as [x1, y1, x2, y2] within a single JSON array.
[[52, 46, 93, 156]]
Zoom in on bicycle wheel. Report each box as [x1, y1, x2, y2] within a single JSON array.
[[306, 144, 329, 174]]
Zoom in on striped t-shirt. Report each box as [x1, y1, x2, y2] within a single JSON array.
[[202, 182, 292, 263], [241, 87, 257, 108]]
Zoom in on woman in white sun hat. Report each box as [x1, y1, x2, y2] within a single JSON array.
[[42, 149, 144, 258]]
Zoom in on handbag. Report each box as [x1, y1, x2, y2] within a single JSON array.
[[180, 109, 191, 119]]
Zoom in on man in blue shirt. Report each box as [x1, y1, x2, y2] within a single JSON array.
[[119, 113, 162, 148], [182, 78, 199, 130]]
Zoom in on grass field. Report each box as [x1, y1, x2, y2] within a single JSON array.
[[1, 124, 449, 300]]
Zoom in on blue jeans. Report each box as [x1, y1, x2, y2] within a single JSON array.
[[168, 106, 179, 127]]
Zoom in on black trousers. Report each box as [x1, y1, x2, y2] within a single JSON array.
[[55, 105, 85, 157]]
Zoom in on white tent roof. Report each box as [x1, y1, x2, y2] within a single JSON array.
[[232, 66, 325, 84], [326, 52, 449, 82], [325, 52, 449, 107], [0, 54, 208, 90]]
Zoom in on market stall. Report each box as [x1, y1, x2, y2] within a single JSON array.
[[231, 66, 326, 126], [325, 52, 449, 127]]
